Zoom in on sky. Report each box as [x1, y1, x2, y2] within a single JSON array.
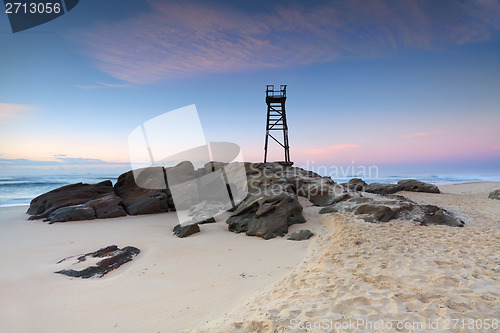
[[0, 0, 499, 177]]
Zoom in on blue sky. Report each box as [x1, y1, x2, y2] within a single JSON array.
[[0, 0, 499, 176]]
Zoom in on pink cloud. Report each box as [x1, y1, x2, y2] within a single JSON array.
[[305, 144, 362, 155], [0, 103, 33, 122], [401, 131, 444, 138], [492, 145, 500, 150], [75, 0, 500, 83], [401, 132, 429, 138]]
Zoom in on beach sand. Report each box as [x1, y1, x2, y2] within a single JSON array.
[[1, 182, 499, 332]]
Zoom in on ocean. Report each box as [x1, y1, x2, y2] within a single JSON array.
[[1, 172, 498, 208], [0, 175, 119, 208]]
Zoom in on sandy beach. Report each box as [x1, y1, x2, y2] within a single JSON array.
[[1, 182, 499, 332]]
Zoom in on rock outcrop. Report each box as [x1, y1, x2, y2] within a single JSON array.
[[280, 166, 347, 206], [27, 180, 115, 220], [46, 193, 127, 223], [225, 163, 309, 239], [227, 191, 306, 239], [27, 161, 464, 237], [55, 245, 140, 278], [398, 179, 440, 193], [319, 192, 464, 227], [488, 190, 500, 200], [114, 167, 171, 215]]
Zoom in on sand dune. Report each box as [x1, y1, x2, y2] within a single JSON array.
[[187, 182, 500, 332]]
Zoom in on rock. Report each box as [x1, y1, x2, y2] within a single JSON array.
[[227, 191, 306, 239], [196, 217, 216, 224], [354, 204, 395, 222], [319, 196, 373, 214], [46, 205, 96, 223], [168, 181, 199, 210], [291, 174, 347, 206], [165, 161, 196, 186], [365, 183, 403, 194], [420, 205, 464, 227], [342, 178, 368, 192], [488, 190, 500, 200], [173, 223, 200, 238], [319, 192, 464, 227], [55, 245, 140, 278], [204, 161, 228, 173], [194, 171, 228, 205], [398, 179, 440, 193], [27, 180, 114, 220], [189, 200, 225, 222], [266, 164, 348, 206], [45, 193, 127, 223], [114, 168, 170, 215], [287, 229, 314, 241], [86, 193, 127, 219]]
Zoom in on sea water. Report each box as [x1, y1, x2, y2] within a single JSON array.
[[0, 175, 118, 208]]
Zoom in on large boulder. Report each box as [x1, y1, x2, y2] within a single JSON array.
[[227, 191, 306, 239], [398, 179, 440, 193], [27, 180, 115, 220], [114, 168, 170, 215], [45, 193, 127, 223], [488, 190, 500, 200], [365, 183, 403, 194]]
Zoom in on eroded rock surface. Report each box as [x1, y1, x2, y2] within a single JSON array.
[[114, 167, 170, 215], [46, 193, 127, 223], [398, 179, 440, 193], [27, 181, 115, 220], [365, 183, 403, 195], [225, 163, 308, 239], [319, 193, 464, 227]]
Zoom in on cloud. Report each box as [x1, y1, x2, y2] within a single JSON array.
[[401, 132, 429, 138], [74, 81, 132, 90], [492, 145, 500, 150], [305, 144, 362, 155], [74, 0, 500, 83], [401, 131, 444, 138], [0, 103, 33, 122]]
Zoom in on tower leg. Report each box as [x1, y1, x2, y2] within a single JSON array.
[[264, 130, 269, 163]]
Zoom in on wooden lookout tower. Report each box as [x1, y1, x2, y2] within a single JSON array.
[[264, 84, 292, 165]]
